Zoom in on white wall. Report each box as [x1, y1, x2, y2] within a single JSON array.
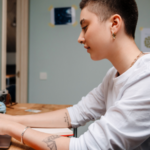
[[28, 0, 112, 137]]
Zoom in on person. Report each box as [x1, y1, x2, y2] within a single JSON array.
[[1, 0, 150, 149]]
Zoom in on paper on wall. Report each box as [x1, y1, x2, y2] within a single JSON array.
[[141, 28, 150, 52]]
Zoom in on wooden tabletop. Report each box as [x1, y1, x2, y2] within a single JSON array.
[[6, 103, 72, 115], [6, 103, 72, 150]]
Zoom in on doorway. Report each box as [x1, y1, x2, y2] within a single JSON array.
[[1, 0, 29, 103], [6, 0, 16, 102]]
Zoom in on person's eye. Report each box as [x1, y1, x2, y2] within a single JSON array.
[[82, 25, 88, 32]]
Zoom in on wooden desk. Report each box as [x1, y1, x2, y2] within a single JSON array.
[[6, 103, 72, 150]]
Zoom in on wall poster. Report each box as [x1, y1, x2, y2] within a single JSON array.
[[141, 28, 150, 52], [49, 6, 77, 27]]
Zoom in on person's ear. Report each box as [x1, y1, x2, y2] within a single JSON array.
[[110, 14, 122, 37]]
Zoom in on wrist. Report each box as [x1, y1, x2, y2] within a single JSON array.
[[2, 122, 9, 135], [6, 121, 25, 138], [5, 121, 16, 135], [2, 120, 16, 135]]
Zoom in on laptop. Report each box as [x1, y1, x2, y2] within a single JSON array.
[[0, 135, 11, 149]]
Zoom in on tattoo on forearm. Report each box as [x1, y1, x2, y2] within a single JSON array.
[[64, 112, 70, 127], [43, 135, 61, 150]]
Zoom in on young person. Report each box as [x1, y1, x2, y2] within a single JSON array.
[[0, 0, 150, 149]]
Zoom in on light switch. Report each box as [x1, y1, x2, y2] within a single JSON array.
[[40, 72, 47, 80]]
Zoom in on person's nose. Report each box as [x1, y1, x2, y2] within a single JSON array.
[[78, 32, 85, 44]]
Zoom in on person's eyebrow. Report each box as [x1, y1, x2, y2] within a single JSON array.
[[80, 19, 85, 26]]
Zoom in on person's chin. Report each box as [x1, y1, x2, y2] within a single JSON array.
[[90, 55, 99, 61], [90, 54, 102, 61]]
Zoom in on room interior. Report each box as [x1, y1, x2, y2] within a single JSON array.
[[0, 0, 150, 138], [6, 0, 16, 102]]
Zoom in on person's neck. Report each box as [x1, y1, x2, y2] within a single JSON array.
[[107, 35, 143, 76]]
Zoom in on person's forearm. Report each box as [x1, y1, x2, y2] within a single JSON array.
[[13, 108, 72, 128], [6, 121, 70, 150]]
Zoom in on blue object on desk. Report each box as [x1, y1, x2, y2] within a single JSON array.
[[0, 102, 6, 114]]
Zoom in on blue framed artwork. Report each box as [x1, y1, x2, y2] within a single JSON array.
[[51, 7, 76, 25]]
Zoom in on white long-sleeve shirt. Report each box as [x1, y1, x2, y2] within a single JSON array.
[[67, 53, 150, 150]]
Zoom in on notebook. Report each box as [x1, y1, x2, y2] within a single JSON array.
[[32, 128, 73, 137], [0, 135, 11, 149]]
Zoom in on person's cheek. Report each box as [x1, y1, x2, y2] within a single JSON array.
[[85, 29, 94, 46]]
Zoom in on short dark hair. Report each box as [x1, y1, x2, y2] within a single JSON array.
[[80, 0, 138, 39]]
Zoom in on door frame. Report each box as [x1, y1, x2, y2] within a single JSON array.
[[1, 0, 7, 90], [1, 0, 29, 103], [16, 0, 29, 103]]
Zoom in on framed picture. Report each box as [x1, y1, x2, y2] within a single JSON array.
[[50, 7, 76, 25]]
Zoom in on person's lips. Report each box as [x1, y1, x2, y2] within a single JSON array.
[[84, 45, 90, 49]]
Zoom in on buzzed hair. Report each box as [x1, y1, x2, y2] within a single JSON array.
[[80, 0, 138, 39]]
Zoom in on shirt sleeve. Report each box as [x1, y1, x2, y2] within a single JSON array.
[[67, 67, 114, 128], [67, 82, 106, 128], [69, 74, 150, 150]]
